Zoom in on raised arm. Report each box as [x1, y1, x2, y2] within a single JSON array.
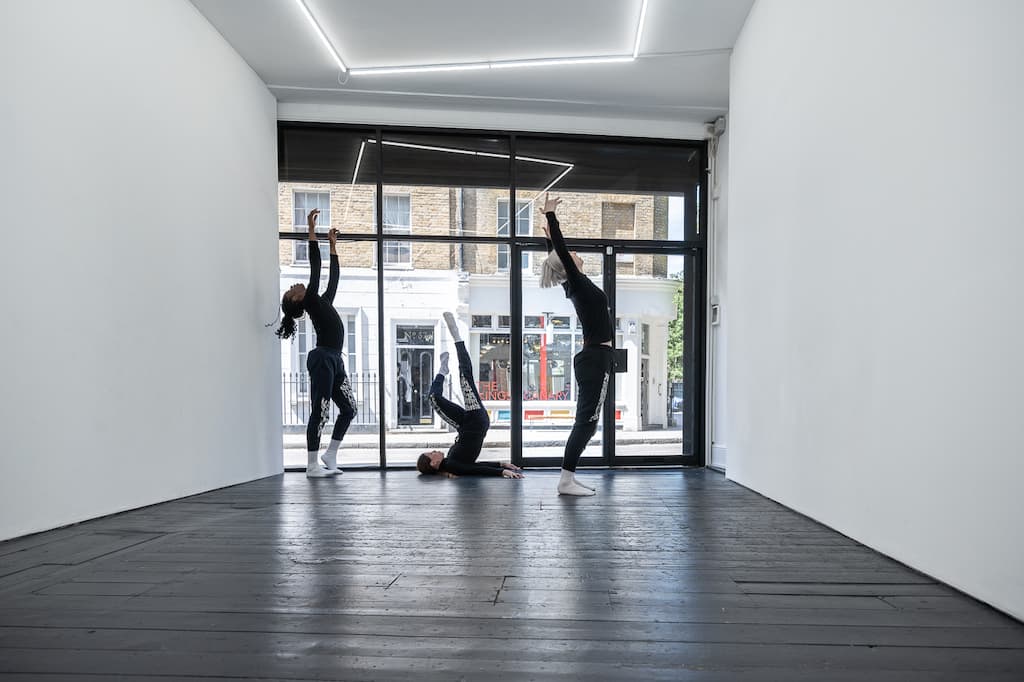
[[441, 460, 506, 477], [304, 209, 321, 298], [441, 460, 523, 477], [323, 228, 340, 303], [537, 194, 581, 279]]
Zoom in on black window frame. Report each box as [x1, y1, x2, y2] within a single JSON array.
[[278, 121, 707, 469]]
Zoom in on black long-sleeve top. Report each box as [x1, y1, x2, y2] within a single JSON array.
[[302, 240, 344, 350], [439, 451, 505, 476], [544, 212, 614, 346], [438, 422, 503, 475]]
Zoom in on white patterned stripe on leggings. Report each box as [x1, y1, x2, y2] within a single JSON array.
[[339, 376, 357, 415], [460, 375, 481, 411], [429, 395, 460, 430], [589, 372, 610, 422], [315, 396, 331, 438]]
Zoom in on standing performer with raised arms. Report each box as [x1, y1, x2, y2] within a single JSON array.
[[276, 209, 356, 477], [538, 194, 614, 496]]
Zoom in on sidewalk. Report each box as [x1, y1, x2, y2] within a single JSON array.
[[283, 427, 683, 450], [283, 426, 685, 468]]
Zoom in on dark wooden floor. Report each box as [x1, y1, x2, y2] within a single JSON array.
[[1, 469, 1022, 681]]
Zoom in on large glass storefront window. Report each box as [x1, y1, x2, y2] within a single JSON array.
[[278, 123, 703, 467], [279, 238, 381, 469]]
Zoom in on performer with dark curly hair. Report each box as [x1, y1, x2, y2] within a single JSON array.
[[277, 209, 356, 477]]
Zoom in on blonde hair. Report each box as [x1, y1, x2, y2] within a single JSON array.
[[540, 251, 568, 288]]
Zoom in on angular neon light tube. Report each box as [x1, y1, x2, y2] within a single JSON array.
[[517, 155, 579, 167], [380, 140, 479, 155], [633, 0, 649, 59], [293, 0, 347, 73], [350, 62, 490, 76], [351, 55, 634, 76], [294, 0, 646, 77], [518, 165, 576, 220], [357, 138, 575, 225], [351, 141, 366, 184], [490, 55, 633, 70], [366, 139, 573, 169]]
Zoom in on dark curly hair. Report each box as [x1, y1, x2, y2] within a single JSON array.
[[275, 297, 304, 339], [417, 452, 439, 475]]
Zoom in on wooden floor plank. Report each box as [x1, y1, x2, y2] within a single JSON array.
[[1, 468, 1022, 680]]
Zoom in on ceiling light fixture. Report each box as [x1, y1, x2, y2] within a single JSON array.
[[351, 141, 367, 184], [359, 140, 573, 169], [380, 140, 480, 155], [517, 154, 579, 167], [350, 54, 636, 77], [352, 54, 638, 76], [349, 63, 491, 76], [295, 0, 647, 77], [490, 56, 634, 70], [351, 139, 574, 226], [633, 0, 649, 59], [293, 0, 348, 73]]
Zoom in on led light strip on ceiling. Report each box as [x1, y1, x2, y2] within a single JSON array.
[[293, 0, 348, 72], [293, 0, 648, 76], [344, 139, 573, 225]]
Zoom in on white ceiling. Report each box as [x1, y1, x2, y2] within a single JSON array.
[[191, 0, 753, 125]]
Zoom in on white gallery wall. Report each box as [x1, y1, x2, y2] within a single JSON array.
[[709, 124, 729, 470], [0, 0, 281, 540], [727, 0, 1024, 618]]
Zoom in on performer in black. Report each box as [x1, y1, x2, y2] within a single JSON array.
[[539, 194, 613, 496], [276, 209, 356, 477], [417, 313, 524, 479]]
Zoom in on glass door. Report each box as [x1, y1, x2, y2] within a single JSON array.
[[278, 122, 706, 469], [608, 247, 697, 465], [518, 245, 606, 466], [395, 325, 435, 426]]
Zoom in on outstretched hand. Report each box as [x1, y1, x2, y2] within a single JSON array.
[[502, 469, 524, 479], [307, 208, 320, 231], [328, 227, 338, 247], [538, 193, 561, 215]]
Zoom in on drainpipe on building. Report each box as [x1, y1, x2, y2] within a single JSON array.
[[456, 188, 464, 272]]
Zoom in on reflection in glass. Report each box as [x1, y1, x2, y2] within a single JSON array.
[[614, 254, 689, 458], [279, 240, 380, 468], [383, 240, 512, 466], [511, 136, 695, 463], [477, 333, 511, 400], [277, 126, 700, 466], [519, 252, 605, 462], [497, 199, 532, 271]]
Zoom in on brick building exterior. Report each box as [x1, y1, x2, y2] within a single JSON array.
[[278, 184, 668, 277], [277, 183, 681, 436]]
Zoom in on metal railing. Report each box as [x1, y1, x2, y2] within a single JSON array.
[[282, 371, 378, 428]]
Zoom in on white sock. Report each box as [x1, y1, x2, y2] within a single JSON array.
[[306, 450, 337, 477], [557, 468, 595, 496], [443, 312, 462, 343], [321, 440, 343, 471], [439, 352, 450, 375], [573, 476, 595, 491]]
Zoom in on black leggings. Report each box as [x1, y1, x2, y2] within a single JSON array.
[[429, 342, 489, 432], [306, 347, 357, 452], [562, 345, 615, 472]]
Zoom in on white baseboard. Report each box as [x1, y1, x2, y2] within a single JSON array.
[[710, 444, 727, 471]]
